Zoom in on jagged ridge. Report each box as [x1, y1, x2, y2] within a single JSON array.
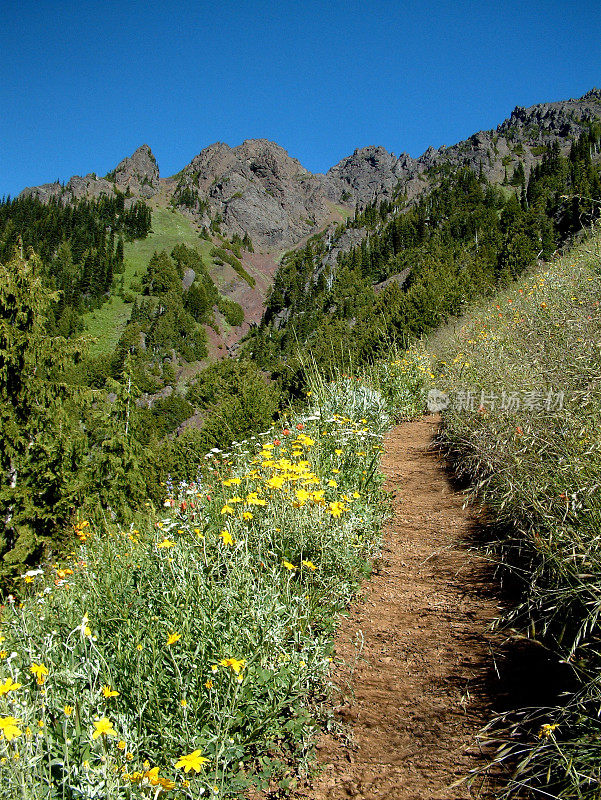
[[20, 89, 601, 250]]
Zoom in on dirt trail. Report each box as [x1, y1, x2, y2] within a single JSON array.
[[298, 417, 502, 800]]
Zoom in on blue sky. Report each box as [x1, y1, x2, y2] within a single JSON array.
[[2, 0, 600, 196]]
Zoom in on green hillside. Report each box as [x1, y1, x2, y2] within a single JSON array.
[[85, 207, 213, 356], [122, 206, 212, 284]]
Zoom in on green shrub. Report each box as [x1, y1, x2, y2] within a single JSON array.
[[217, 296, 245, 327]]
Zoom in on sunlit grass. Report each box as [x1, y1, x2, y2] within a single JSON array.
[[123, 207, 212, 288], [428, 222, 601, 797], [83, 207, 214, 355]]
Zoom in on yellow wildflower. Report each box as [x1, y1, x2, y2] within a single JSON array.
[[302, 560, 317, 571], [328, 501, 347, 517], [92, 718, 117, 739], [80, 613, 92, 638], [166, 633, 182, 646], [102, 685, 119, 698], [283, 560, 296, 571], [295, 489, 311, 505], [0, 677, 22, 696], [30, 662, 48, 685], [219, 529, 233, 546], [175, 749, 209, 773], [219, 657, 246, 674], [157, 539, 175, 548], [64, 705, 74, 717], [0, 716, 22, 741], [538, 722, 559, 739], [246, 493, 266, 506], [145, 766, 161, 785]]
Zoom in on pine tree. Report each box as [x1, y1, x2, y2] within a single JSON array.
[[0, 249, 86, 586], [84, 354, 149, 521]]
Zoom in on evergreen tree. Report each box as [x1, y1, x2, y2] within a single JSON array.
[[0, 249, 86, 585]]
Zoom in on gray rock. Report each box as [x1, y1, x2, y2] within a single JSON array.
[[19, 145, 160, 204], [21, 174, 116, 203], [326, 146, 408, 206], [182, 268, 196, 291], [173, 139, 333, 248], [111, 144, 160, 198]]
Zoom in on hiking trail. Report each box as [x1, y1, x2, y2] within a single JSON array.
[[296, 416, 503, 800]]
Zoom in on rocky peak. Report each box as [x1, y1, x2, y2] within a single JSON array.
[[111, 144, 160, 198], [326, 146, 405, 204], [21, 173, 116, 204], [175, 139, 332, 248], [498, 90, 601, 139], [19, 144, 160, 204], [580, 88, 601, 102], [235, 139, 310, 181], [183, 143, 237, 192]]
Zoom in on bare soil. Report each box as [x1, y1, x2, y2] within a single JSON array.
[[295, 416, 504, 800]]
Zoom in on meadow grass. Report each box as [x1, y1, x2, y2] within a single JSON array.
[[0, 360, 428, 798], [123, 207, 212, 289], [83, 207, 213, 356], [84, 297, 135, 357], [427, 223, 601, 797]]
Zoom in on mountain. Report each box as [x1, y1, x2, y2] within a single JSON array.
[[21, 144, 160, 204], [19, 89, 601, 251]]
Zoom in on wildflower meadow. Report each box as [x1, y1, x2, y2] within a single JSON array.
[[0, 359, 428, 799]]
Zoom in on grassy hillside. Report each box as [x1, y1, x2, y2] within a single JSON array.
[[84, 207, 214, 356], [84, 295, 137, 357], [123, 206, 215, 286], [427, 224, 601, 797]]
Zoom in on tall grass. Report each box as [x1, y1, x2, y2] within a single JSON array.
[[0, 359, 429, 798], [304, 346, 433, 427], [428, 223, 601, 797]]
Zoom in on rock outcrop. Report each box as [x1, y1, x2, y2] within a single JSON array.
[[326, 146, 420, 205], [111, 144, 160, 198], [20, 145, 160, 204], [172, 139, 333, 248]]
